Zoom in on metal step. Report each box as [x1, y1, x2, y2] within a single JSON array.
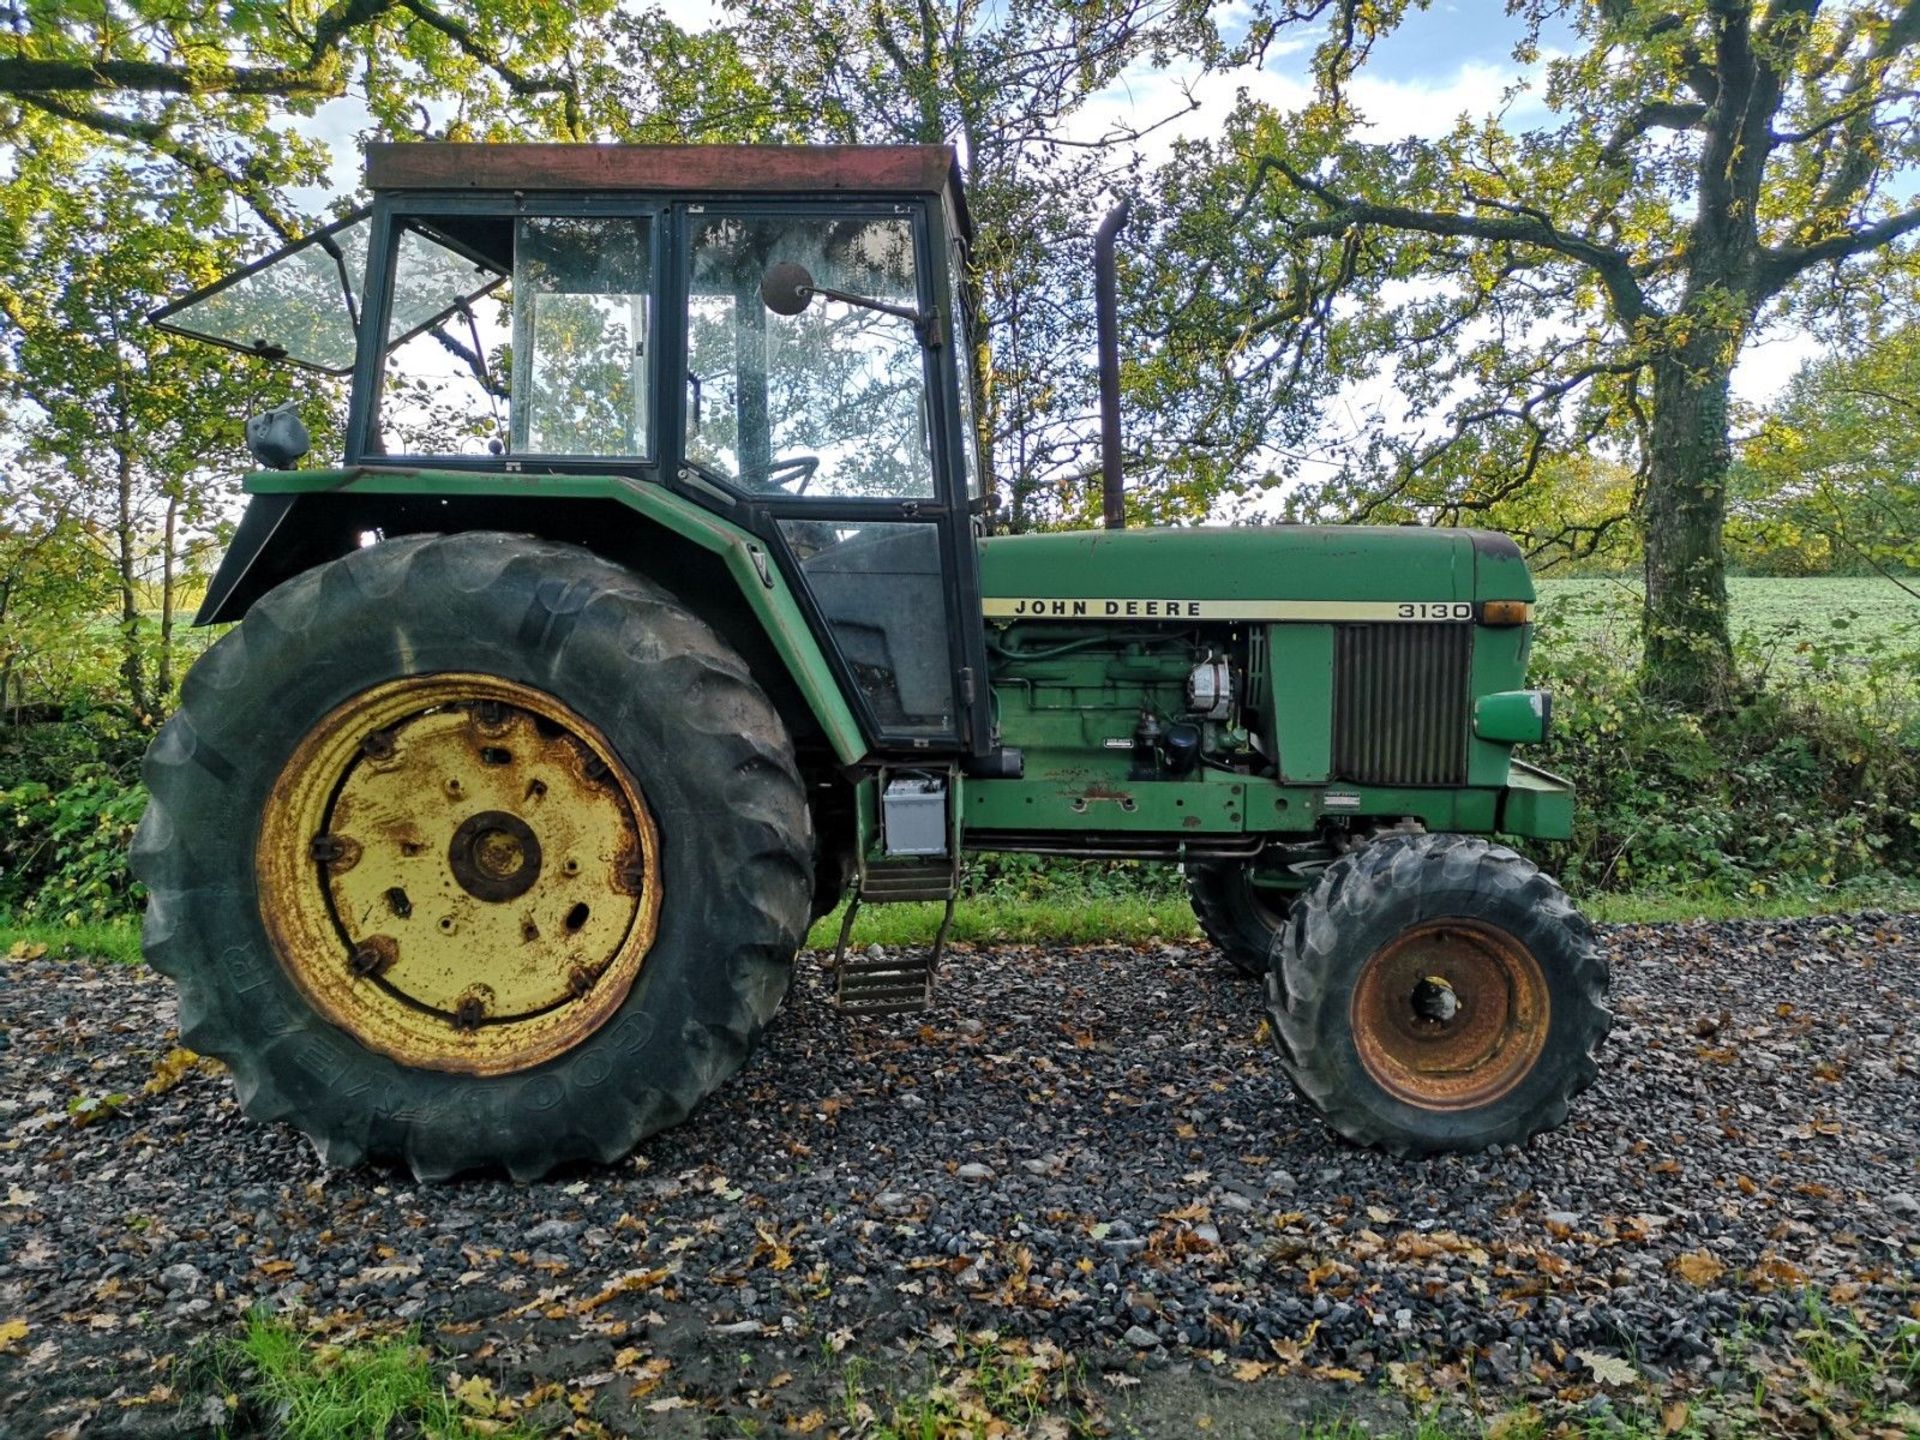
[[859, 860, 958, 903], [835, 947, 937, 1014]]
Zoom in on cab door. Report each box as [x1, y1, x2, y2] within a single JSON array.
[[675, 204, 986, 753]]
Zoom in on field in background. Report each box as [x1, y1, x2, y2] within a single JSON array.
[[1538, 575, 1920, 655]]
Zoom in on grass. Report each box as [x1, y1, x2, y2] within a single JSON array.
[[802, 872, 1920, 950], [12, 872, 1920, 969], [186, 1311, 542, 1440], [0, 915, 142, 964], [804, 893, 1199, 950]]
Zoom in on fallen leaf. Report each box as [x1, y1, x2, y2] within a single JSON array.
[[1231, 1359, 1271, 1381], [0, 1319, 27, 1352], [1662, 1400, 1689, 1434], [1672, 1251, 1726, 1286], [454, 1376, 496, 1416], [1575, 1350, 1638, 1387]]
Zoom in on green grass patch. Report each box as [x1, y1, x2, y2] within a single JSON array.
[[1, 914, 141, 964], [184, 1311, 542, 1440], [1580, 873, 1920, 925], [806, 894, 1200, 950]]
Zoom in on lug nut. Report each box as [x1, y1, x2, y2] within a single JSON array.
[[472, 700, 507, 731], [360, 729, 396, 760], [347, 935, 397, 978], [453, 996, 485, 1031], [567, 965, 595, 998]]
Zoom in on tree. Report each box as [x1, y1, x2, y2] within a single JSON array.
[[0, 151, 324, 721], [1736, 318, 1920, 587], [1136, 0, 1920, 703]]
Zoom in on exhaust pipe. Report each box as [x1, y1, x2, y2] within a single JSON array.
[[1093, 199, 1129, 530]]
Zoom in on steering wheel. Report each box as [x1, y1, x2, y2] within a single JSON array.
[[760, 454, 821, 494]]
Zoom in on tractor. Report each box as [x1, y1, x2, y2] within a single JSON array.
[[140, 143, 1608, 1181]]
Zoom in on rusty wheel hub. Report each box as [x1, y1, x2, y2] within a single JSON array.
[[1349, 920, 1549, 1110], [257, 673, 660, 1075]]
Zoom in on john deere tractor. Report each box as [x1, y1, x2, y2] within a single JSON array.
[[141, 143, 1608, 1180]]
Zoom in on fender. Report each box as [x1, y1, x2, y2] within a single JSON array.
[[200, 467, 868, 765]]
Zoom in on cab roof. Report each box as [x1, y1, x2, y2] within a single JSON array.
[[365, 143, 971, 237]]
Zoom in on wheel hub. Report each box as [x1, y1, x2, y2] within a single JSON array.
[[256, 673, 661, 1075], [1350, 920, 1548, 1111]]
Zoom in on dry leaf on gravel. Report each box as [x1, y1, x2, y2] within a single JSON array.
[[1577, 1350, 1639, 1387], [1672, 1251, 1726, 1285], [0, 1319, 28, 1352]]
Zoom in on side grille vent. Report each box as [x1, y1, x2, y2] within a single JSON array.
[[1332, 623, 1472, 786]]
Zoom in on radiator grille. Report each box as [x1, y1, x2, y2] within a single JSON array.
[[1332, 623, 1473, 786]]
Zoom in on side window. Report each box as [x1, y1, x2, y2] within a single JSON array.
[[373, 214, 653, 459], [685, 214, 933, 499], [948, 243, 984, 501]]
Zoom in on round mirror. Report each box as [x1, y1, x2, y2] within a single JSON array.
[[760, 261, 816, 317]]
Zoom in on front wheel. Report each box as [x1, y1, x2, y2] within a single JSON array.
[[133, 533, 813, 1181], [1267, 834, 1608, 1156]]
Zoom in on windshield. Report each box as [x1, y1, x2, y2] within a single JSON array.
[[685, 214, 933, 499]]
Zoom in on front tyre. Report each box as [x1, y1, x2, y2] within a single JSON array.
[[132, 533, 812, 1181], [1267, 834, 1608, 1156]]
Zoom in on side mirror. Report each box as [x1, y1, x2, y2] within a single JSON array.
[[760, 261, 816, 317], [246, 401, 311, 469]]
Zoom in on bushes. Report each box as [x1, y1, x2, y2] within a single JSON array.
[[0, 711, 148, 922], [1531, 590, 1920, 898]]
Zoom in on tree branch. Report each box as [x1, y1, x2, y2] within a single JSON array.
[[1599, 100, 1708, 162], [1267, 156, 1655, 324], [1764, 203, 1920, 282]]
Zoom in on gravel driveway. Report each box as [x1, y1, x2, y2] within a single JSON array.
[[3, 913, 1917, 1437]]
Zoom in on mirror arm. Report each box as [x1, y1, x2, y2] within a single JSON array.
[[806, 285, 942, 348]]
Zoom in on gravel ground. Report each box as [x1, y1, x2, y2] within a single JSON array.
[[2, 913, 1918, 1437]]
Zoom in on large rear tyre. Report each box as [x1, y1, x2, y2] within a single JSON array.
[[1267, 833, 1608, 1156], [1187, 861, 1293, 977], [132, 533, 812, 1181]]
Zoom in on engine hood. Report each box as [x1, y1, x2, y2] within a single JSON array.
[[977, 525, 1532, 619]]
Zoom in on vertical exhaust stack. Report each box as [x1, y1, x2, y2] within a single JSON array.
[[1093, 199, 1130, 530]]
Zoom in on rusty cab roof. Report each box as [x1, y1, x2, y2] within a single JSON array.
[[364, 143, 972, 238]]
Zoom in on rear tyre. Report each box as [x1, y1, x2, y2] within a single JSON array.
[[1267, 833, 1608, 1156], [1187, 861, 1293, 977], [133, 532, 813, 1181]]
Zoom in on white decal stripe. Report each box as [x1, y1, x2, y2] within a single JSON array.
[[980, 597, 1478, 622]]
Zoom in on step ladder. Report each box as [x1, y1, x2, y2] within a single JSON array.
[[831, 772, 961, 1015]]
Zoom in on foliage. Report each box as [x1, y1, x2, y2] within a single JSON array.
[[0, 709, 148, 922], [1735, 317, 1920, 582], [1131, 0, 1920, 703], [1529, 586, 1920, 896]]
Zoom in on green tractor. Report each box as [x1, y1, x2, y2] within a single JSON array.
[[141, 143, 1608, 1180]]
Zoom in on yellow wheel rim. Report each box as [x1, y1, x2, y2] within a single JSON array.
[[256, 673, 661, 1076]]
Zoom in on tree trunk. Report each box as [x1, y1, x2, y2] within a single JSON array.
[[1641, 344, 1736, 706], [112, 397, 152, 722], [157, 489, 179, 705]]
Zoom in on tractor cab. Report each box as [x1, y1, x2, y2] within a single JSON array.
[[156, 144, 993, 755]]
